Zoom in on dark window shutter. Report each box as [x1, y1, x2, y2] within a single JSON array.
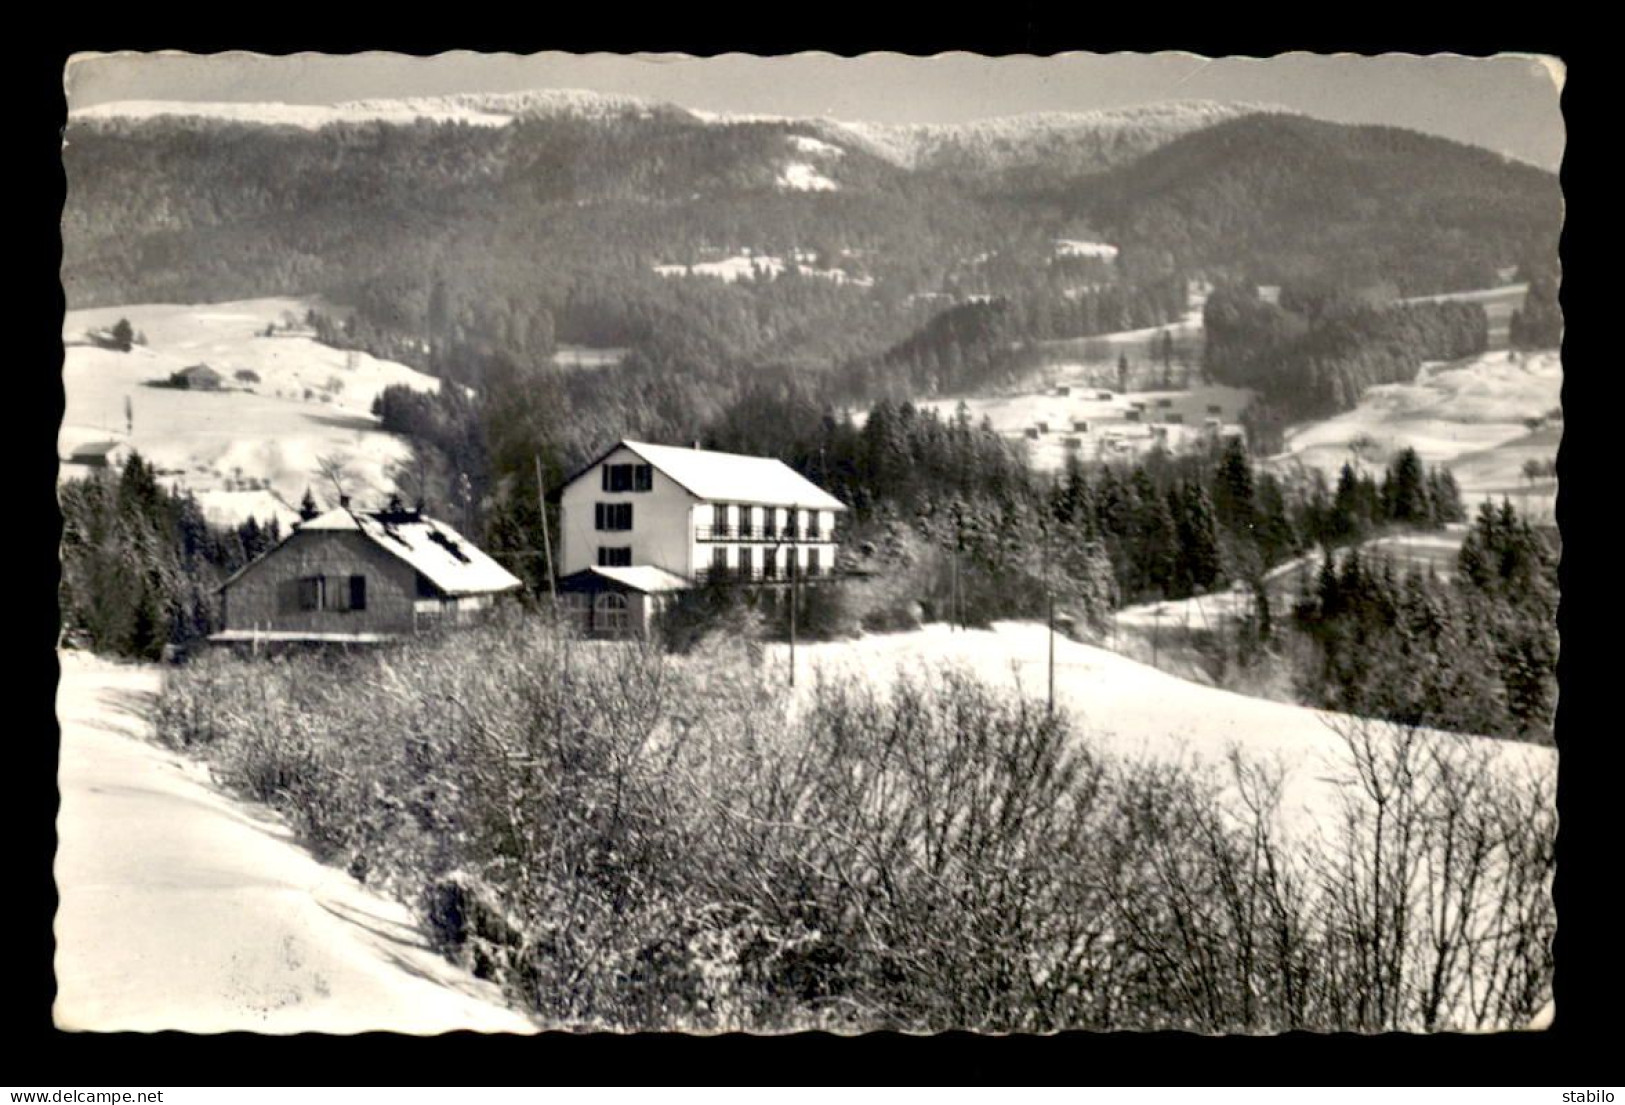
[[350, 575, 367, 611], [601, 466, 610, 491], [595, 503, 606, 530], [635, 464, 652, 491]]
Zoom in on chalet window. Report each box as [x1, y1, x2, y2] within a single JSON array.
[[808, 548, 822, 577], [348, 575, 367, 611], [594, 502, 633, 531], [739, 547, 754, 579], [763, 547, 778, 579], [601, 463, 653, 493], [297, 576, 325, 611], [597, 546, 632, 568]]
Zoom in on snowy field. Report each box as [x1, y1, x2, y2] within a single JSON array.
[[53, 651, 536, 1034], [550, 344, 628, 371], [1269, 348, 1561, 524], [61, 298, 442, 525], [766, 621, 1554, 845], [913, 381, 1253, 472], [653, 250, 871, 287]]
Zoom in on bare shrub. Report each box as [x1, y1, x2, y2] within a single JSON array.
[[152, 624, 1555, 1033]]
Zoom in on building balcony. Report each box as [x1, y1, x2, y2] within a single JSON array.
[[693, 564, 832, 585], [695, 524, 836, 544]]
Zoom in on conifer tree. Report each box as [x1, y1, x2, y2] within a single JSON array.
[[1175, 481, 1223, 597]]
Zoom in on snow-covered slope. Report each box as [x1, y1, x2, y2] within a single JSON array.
[[1268, 347, 1562, 524], [71, 98, 513, 130], [60, 298, 441, 524], [768, 621, 1553, 843], [69, 88, 681, 130], [54, 651, 536, 1034], [822, 100, 1284, 171], [71, 92, 1274, 178]]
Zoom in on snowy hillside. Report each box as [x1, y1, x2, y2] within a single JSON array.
[[1269, 348, 1562, 524], [824, 100, 1283, 171], [71, 93, 1276, 180], [68, 88, 682, 130], [60, 298, 442, 524], [54, 651, 537, 1034], [768, 620, 1554, 844], [71, 98, 514, 130]]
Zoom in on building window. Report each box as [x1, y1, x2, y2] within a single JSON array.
[[763, 547, 777, 579], [740, 505, 755, 539], [601, 463, 653, 493], [296, 575, 325, 611], [593, 592, 630, 635], [329, 574, 368, 612], [739, 546, 754, 579], [711, 545, 728, 576], [762, 507, 777, 540], [597, 546, 632, 567], [595, 502, 633, 531], [807, 511, 823, 540], [711, 503, 730, 537], [808, 548, 822, 577]]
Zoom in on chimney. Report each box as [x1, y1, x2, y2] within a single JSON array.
[[339, 493, 351, 509]]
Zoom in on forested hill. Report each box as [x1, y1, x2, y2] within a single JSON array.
[[64, 101, 1560, 412], [1070, 114, 1563, 294]]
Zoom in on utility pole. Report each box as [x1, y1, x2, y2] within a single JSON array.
[[1043, 517, 1055, 715], [534, 454, 558, 615], [788, 531, 797, 688]]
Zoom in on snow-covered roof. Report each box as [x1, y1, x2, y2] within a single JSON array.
[[226, 507, 523, 597], [297, 508, 524, 596], [596, 440, 848, 511], [69, 440, 128, 459], [563, 565, 693, 594]]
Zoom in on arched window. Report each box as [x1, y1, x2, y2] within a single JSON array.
[[594, 592, 630, 635]]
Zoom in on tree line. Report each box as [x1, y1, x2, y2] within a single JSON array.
[[1292, 498, 1558, 742], [59, 454, 282, 658], [1204, 285, 1490, 426]]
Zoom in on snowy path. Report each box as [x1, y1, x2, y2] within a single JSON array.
[[53, 652, 536, 1034]]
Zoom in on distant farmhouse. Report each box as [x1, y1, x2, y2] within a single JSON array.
[[65, 440, 131, 470], [169, 363, 224, 390], [553, 439, 848, 637], [212, 497, 522, 647]]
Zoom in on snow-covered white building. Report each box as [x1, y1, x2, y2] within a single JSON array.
[[553, 439, 848, 637]]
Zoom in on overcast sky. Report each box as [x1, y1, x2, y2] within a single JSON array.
[[66, 51, 1566, 171]]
